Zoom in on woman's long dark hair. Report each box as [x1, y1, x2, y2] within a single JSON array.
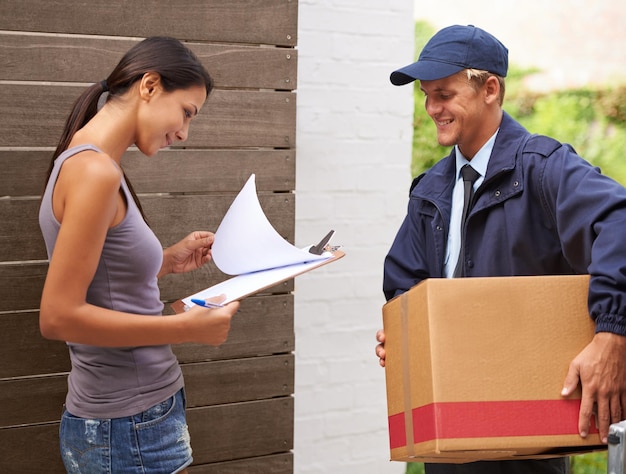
[[44, 36, 214, 219]]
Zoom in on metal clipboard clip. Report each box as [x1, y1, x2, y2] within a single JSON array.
[[309, 229, 335, 255]]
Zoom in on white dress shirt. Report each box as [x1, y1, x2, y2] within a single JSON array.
[[444, 131, 498, 278]]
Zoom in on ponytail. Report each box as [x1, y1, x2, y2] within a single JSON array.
[[45, 81, 108, 186]]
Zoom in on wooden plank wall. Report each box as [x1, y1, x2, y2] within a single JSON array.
[[0, 1, 298, 472]]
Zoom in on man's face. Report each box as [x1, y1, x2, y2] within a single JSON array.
[[419, 72, 490, 159]]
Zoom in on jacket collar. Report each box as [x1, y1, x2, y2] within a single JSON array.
[[484, 111, 530, 181], [413, 111, 530, 202]]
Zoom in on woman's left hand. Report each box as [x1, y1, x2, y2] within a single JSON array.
[[159, 231, 215, 277]]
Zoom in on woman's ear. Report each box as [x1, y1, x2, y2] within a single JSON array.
[[139, 72, 162, 101]]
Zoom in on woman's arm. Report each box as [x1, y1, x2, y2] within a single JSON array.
[[40, 153, 238, 347]]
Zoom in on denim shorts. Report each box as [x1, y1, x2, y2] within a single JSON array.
[[59, 388, 192, 474]]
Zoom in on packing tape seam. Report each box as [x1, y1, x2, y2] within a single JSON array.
[[401, 293, 415, 456]]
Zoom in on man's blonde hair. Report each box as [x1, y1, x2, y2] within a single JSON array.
[[465, 69, 506, 105]]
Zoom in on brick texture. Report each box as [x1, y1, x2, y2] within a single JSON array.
[[294, 1, 413, 473]]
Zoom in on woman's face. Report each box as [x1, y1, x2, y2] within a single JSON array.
[[135, 83, 207, 157]]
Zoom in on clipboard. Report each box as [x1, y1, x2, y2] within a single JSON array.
[[171, 249, 344, 313], [171, 173, 345, 313]]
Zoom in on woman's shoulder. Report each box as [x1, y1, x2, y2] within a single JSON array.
[[62, 145, 121, 180], [57, 145, 122, 199]]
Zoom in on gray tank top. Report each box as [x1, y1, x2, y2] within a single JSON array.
[[39, 144, 183, 418]]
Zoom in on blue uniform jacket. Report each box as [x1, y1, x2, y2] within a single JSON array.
[[383, 112, 626, 335]]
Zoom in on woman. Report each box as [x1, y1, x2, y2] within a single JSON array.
[[39, 36, 240, 473]]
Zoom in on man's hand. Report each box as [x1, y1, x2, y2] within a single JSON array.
[[375, 329, 386, 367], [562, 332, 626, 443]]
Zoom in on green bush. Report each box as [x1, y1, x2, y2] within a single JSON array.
[[405, 452, 608, 473], [406, 462, 425, 474], [508, 84, 626, 185], [570, 452, 608, 473]]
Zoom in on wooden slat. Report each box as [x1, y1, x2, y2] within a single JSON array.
[[0, 262, 48, 312], [0, 295, 294, 377], [0, 149, 295, 197], [188, 453, 293, 474], [124, 150, 295, 193], [0, 423, 64, 473], [0, 192, 295, 262], [184, 355, 294, 407], [143, 193, 295, 248], [172, 294, 295, 361], [0, 311, 70, 378], [0, 84, 296, 148], [0, 258, 296, 312], [0, 198, 46, 262], [0, 33, 297, 90], [0, 150, 48, 197], [0, 354, 293, 428], [0, 398, 293, 472], [0, 436, 293, 474], [188, 397, 294, 464], [0, 0, 298, 47], [0, 260, 293, 312], [0, 375, 67, 427]]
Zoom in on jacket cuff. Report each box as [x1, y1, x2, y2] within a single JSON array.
[[594, 313, 626, 336]]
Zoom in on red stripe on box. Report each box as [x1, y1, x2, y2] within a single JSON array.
[[388, 412, 406, 449], [389, 400, 598, 449]]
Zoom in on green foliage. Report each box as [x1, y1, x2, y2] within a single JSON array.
[[414, 20, 435, 52], [411, 22, 626, 186], [507, 84, 626, 185], [412, 95, 450, 177], [570, 452, 608, 473], [405, 452, 608, 474], [406, 462, 425, 474]]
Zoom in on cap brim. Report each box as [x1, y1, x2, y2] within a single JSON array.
[[390, 60, 464, 85]]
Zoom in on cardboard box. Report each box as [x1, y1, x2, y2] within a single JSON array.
[[382, 275, 604, 464]]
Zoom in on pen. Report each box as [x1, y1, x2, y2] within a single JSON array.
[[191, 298, 224, 309]]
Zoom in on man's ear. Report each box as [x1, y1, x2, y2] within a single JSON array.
[[484, 75, 500, 104], [139, 72, 162, 101]]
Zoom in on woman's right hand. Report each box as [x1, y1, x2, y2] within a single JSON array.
[[186, 298, 239, 346]]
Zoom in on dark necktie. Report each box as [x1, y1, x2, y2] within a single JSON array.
[[453, 164, 480, 278]]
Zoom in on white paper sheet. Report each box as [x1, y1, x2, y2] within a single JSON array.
[[211, 174, 327, 275], [177, 174, 339, 310]]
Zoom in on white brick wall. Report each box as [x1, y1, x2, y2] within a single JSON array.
[[294, 2, 414, 473]]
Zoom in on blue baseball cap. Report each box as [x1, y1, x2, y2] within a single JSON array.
[[390, 25, 509, 85]]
